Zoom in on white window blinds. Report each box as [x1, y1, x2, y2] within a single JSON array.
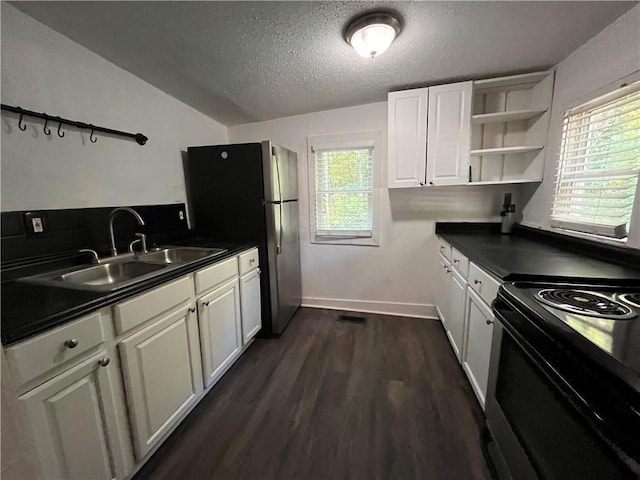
[[313, 146, 373, 238], [550, 81, 640, 239]]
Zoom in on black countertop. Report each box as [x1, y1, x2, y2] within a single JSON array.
[[436, 223, 640, 284], [1, 239, 255, 346]]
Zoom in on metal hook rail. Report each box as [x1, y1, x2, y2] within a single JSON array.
[[0, 104, 148, 145]]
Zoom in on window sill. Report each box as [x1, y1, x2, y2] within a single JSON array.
[[311, 236, 379, 247], [523, 222, 628, 247]]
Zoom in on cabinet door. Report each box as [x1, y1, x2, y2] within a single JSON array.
[[446, 269, 467, 362], [198, 278, 242, 388], [388, 88, 428, 188], [119, 304, 203, 459], [20, 351, 129, 480], [437, 259, 450, 328], [240, 268, 262, 344], [426, 81, 472, 185], [463, 288, 495, 409]]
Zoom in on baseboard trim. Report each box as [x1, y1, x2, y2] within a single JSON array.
[[301, 297, 438, 319]]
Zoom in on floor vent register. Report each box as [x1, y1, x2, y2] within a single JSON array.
[[337, 314, 366, 324]]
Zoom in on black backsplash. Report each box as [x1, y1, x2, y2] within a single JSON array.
[[1, 203, 189, 265]]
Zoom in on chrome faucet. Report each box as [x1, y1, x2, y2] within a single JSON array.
[[108, 207, 146, 256]]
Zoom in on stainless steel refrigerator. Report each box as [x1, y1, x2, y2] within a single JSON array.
[[185, 141, 301, 336]]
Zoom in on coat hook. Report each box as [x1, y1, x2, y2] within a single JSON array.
[[18, 112, 27, 131], [57, 120, 65, 138], [89, 128, 97, 143], [43, 119, 51, 135]]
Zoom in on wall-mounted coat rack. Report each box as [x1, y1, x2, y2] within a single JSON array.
[[0, 104, 149, 145]]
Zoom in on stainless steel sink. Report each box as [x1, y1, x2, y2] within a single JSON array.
[[24, 246, 227, 291], [136, 247, 227, 265], [60, 261, 165, 286], [26, 260, 167, 291]]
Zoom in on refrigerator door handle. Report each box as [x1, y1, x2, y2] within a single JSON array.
[[273, 148, 284, 255], [274, 151, 283, 201], [277, 204, 283, 255]]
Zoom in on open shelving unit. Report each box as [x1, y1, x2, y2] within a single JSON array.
[[470, 108, 547, 124], [469, 70, 554, 184]]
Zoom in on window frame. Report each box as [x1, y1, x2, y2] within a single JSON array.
[[307, 130, 382, 246], [549, 72, 640, 247]]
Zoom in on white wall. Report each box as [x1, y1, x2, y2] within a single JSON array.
[[521, 5, 640, 249], [229, 103, 524, 317], [1, 4, 228, 212]]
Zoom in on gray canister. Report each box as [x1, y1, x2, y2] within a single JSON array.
[[500, 193, 516, 234]]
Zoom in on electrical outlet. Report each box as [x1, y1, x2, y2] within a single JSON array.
[[178, 210, 185, 220], [24, 212, 46, 235], [32, 217, 44, 233]]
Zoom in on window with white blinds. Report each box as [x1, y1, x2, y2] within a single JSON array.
[[312, 146, 374, 238], [550, 81, 640, 239]]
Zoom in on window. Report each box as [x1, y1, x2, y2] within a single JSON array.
[[550, 81, 640, 239], [308, 131, 381, 245]]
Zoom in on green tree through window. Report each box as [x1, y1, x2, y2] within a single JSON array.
[[551, 82, 640, 238], [314, 148, 373, 235]]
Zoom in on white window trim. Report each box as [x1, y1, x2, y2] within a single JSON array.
[[307, 130, 382, 247], [548, 70, 640, 249]]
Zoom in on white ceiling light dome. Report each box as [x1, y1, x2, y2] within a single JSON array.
[[345, 11, 402, 58]]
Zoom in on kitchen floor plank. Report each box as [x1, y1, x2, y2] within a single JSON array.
[[133, 308, 489, 480]]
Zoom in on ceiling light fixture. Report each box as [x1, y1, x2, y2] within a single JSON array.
[[344, 11, 402, 58]]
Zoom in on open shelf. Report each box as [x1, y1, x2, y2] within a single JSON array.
[[471, 109, 547, 125], [467, 179, 542, 186], [470, 146, 543, 156], [473, 71, 551, 93]]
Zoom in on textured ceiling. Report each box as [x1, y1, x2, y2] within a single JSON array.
[[9, 1, 637, 126]]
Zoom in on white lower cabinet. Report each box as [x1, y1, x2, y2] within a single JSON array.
[[240, 267, 262, 344], [446, 268, 467, 362], [119, 304, 203, 460], [436, 240, 500, 410], [198, 278, 242, 388], [463, 288, 495, 409], [437, 256, 451, 328], [7, 247, 262, 479], [20, 351, 129, 480]]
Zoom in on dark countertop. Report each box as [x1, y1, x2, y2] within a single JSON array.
[[2, 239, 255, 346], [436, 223, 640, 284]]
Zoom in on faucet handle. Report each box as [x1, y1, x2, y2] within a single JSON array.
[[128, 233, 148, 253], [79, 249, 100, 264], [136, 233, 148, 253]]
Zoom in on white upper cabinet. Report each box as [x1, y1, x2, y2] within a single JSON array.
[[387, 82, 472, 188], [387, 70, 554, 188], [426, 81, 473, 186], [387, 88, 428, 188]]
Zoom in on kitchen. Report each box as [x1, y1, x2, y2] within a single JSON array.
[[1, 1, 639, 479]]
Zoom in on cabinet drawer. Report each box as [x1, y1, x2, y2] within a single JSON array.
[[238, 248, 259, 276], [113, 276, 194, 335], [437, 238, 451, 262], [451, 247, 469, 279], [195, 257, 238, 295], [468, 262, 501, 306], [5, 310, 108, 392]]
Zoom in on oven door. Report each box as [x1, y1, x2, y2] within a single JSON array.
[[486, 296, 634, 480]]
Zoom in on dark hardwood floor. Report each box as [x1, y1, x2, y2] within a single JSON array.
[[134, 308, 490, 480]]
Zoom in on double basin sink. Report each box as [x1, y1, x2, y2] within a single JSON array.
[[27, 247, 227, 291]]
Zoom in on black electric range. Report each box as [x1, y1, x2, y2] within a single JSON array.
[[486, 281, 640, 480]]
